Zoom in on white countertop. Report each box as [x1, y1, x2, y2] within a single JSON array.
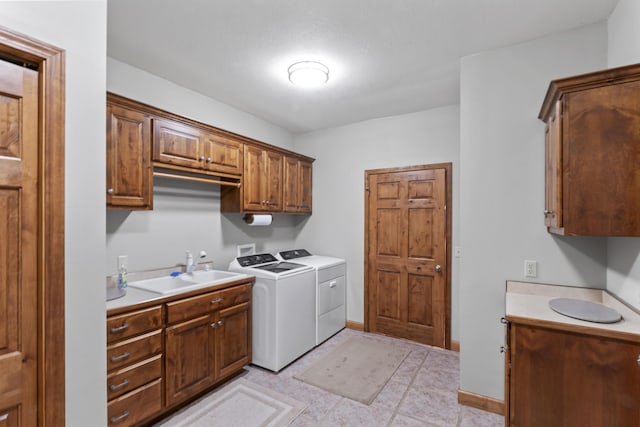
[[506, 281, 640, 340], [106, 287, 167, 311]]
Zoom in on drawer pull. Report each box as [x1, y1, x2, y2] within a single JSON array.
[[637, 354, 640, 366], [329, 280, 337, 288], [110, 351, 130, 363], [109, 378, 130, 391], [211, 298, 224, 304], [110, 324, 129, 333], [0, 414, 8, 421], [110, 410, 129, 424]]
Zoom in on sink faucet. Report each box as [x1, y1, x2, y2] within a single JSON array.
[[185, 251, 195, 274]]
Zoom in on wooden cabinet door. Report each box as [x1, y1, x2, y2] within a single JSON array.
[[215, 301, 251, 379], [243, 145, 267, 211], [283, 158, 313, 213], [0, 58, 39, 427], [544, 101, 562, 230], [153, 119, 204, 169], [165, 315, 215, 406], [106, 102, 153, 209], [202, 132, 243, 176], [283, 156, 300, 212], [264, 150, 283, 211], [509, 323, 640, 427]]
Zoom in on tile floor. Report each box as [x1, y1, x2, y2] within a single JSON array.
[[240, 328, 504, 427]]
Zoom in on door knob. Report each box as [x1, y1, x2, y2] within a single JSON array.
[[435, 265, 442, 273]]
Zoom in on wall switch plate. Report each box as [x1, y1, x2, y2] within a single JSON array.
[[524, 260, 537, 278]]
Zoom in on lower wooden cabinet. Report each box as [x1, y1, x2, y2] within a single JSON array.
[[505, 321, 640, 426], [165, 284, 252, 407], [106, 280, 253, 425]]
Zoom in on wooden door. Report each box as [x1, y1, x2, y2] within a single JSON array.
[[264, 150, 283, 211], [0, 59, 39, 426], [509, 323, 640, 426], [165, 315, 215, 406], [153, 118, 203, 169], [365, 164, 450, 347], [544, 100, 562, 230], [215, 301, 251, 379], [106, 102, 152, 209], [243, 145, 266, 211], [202, 132, 243, 176]]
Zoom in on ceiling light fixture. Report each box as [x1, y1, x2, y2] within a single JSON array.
[[288, 61, 329, 87]]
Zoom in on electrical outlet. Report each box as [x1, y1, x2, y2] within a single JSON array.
[[454, 246, 462, 258], [117, 255, 128, 271], [524, 260, 537, 278]]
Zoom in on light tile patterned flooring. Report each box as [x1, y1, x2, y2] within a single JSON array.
[[240, 328, 504, 427]]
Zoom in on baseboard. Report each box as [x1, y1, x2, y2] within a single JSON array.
[[450, 340, 460, 352], [345, 320, 364, 331], [457, 389, 504, 416]]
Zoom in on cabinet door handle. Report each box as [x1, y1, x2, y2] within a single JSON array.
[[637, 354, 640, 366], [0, 414, 8, 422], [110, 352, 130, 363], [107, 188, 114, 195], [207, 157, 212, 163], [199, 156, 205, 161], [109, 378, 130, 391], [110, 324, 129, 333], [218, 320, 223, 326], [110, 410, 129, 424], [211, 298, 224, 304], [210, 322, 217, 328]]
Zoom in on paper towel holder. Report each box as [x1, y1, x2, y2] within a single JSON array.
[[243, 214, 273, 225]]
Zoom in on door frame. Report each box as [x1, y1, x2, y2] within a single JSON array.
[[364, 162, 452, 349], [0, 26, 65, 426]]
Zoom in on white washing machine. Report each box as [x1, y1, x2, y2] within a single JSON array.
[[228, 253, 316, 372], [277, 249, 346, 345]]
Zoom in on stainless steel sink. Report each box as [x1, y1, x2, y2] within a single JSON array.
[[128, 270, 249, 295]]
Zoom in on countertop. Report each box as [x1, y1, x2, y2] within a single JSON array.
[[506, 281, 640, 342], [106, 274, 255, 315]]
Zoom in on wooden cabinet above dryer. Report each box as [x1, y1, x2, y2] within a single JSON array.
[[539, 63, 640, 236]]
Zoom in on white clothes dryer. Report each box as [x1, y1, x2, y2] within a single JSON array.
[[277, 249, 346, 345]]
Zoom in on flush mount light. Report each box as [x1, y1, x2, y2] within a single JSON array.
[[288, 61, 329, 87]]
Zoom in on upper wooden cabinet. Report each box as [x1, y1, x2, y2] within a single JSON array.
[[106, 98, 153, 210], [242, 145, 283, 212], [153, 119, 243, 176], [283, 156, 313, 213], [106, 93, 313, 213], [539, 64, 640, 236]]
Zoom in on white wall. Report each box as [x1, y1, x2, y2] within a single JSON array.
[[106, 59, 299, 274], [293, 105, 461, 339], [459, 22, 608, 400], [0, 1, 108, 426], [605, 0, 640, 311]]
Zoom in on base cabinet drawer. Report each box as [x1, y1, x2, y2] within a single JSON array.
[[107, 330, 162, 372], [107, 355, 162, 400], [107, 378, 162, 427]]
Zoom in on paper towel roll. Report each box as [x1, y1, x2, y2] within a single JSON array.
[[243, 214, 273, 226]]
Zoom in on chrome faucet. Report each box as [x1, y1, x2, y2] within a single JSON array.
[[185, 250, 195, 274]]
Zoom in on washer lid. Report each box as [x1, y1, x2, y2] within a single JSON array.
[[549, 298, 622, 324]]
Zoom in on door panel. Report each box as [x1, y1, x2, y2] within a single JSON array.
[[366, 166, 447, 347], [0, 59, 38, 426], [153, 119, 203, 168]]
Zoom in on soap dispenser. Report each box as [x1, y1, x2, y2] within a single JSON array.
[[117, 255, 128, 290]]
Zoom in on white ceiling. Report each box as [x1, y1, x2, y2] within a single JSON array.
[[107, 0, 617, 133]]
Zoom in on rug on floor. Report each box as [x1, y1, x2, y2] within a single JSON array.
[[294, 335, 410, 405], [154, 378, 306, 427]]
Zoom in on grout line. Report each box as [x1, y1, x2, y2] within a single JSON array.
[[385, 346, 432, 427]]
